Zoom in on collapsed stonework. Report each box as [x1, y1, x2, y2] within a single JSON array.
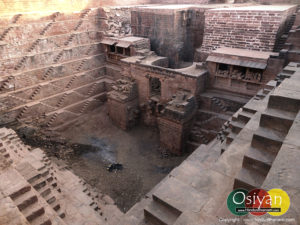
[[0, 0, 300, 225]]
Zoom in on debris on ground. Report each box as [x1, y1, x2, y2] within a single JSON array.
[[107, 163, 123, 172]]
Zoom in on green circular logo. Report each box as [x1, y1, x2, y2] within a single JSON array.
[[227, 189, 249, 216]]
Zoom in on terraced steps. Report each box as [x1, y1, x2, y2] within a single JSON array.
[[144, 200, 179, 225], [229, 121, 244, 134], [234, 166, 266, 190]]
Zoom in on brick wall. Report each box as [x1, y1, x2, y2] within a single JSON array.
[[198, 6, 296, 61]]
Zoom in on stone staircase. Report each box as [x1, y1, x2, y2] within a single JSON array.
[[225, 108, 253, 146], [16, 160, 66, 220], [0, 26, 14, 41], [46, 113, 59, 127], [65, 76, 77, 89], [274, 11, 298, 52], [0, 76, 14, 91], [64, 34, 76, 46], [30, 85, 43, 100], [14, 56, 28, 70], [74, 20, 84, 31], [210, 96, 227, 112], [27, 39, 41, 53], [56, 93, 68, 107], [221, 80, 277, 153], [144, 177, 206, 225], [76, 59, 88, 72], [53, 51, 64, 63], [0, 166, 66, 225], [42, 67, 54, 80], [0, 127, 113, 224], [79, 100, 92, 114], [87, 83, 98, 96], [85, 45, 94, 55], [17, 106, 29, 120], [80, 9, 91, 19], [11, 185, 52, 225], [234, 80, 299, 190], [40, 22, 53, 36], [187, 107, 231, 151], [12, 14, 22, 24]]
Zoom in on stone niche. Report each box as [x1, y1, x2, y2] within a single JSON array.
[[158, 90, 197, 155], [206, 47, 285, 96], [107, 78, 139, 130]]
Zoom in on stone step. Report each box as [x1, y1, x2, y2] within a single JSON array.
[[186, 141, 200, 152], [256, 90, 266, 99], [252, 127, 284, 153], [220, 142, 229, 154], [260, 109, 295, 134], [226, 132, 236, 145], [234, 165, 266, 191], [22, 203, 45, 222], [221, 127, 230, 136], [46, 196, 56, 205], [268, 93, 300, 113], [265, 80, 277, 90], [31, 216, 52, 225], [9, 185, 31, 200], [244, 147, 276, 174], [14, 190, 38, 211], [31, 177, 47, 191], [39, 185, 52, 198], [242, 106, 256, 114], [251, 130, 283, 154], [229, 121, 244, 134], [144, 200, 180, 225], [242, 153, 270, 176], [16, 163, 42, 184], [152, 177, 208, 215], [263, 88, 272, 95], [53, 203, 61, 212], [237, 111, 253, 124]]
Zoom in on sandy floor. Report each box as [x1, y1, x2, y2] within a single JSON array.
[[57, 104, 186, 212]]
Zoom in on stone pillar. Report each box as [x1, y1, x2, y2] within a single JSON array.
[[107, 78, 139, 130], [158, 91, 197, 155]]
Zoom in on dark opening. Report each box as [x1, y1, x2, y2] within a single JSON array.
[[149, 77, 161, 96], [218, 63, 229, 71], [125, 48, 131, 56], [109, 45, 116, 53], [117, 47, 123, 55]]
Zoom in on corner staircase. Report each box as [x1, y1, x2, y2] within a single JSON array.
[[234, 90, 298, 190]]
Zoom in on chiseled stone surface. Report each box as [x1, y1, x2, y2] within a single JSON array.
[[0, 127, 120, 225], [0, 192, 30, 225]]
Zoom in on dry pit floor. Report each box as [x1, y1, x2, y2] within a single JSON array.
[[55, 104, 187, 212]]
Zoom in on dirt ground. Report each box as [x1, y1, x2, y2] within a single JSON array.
[[56, 104, 187, 212]]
